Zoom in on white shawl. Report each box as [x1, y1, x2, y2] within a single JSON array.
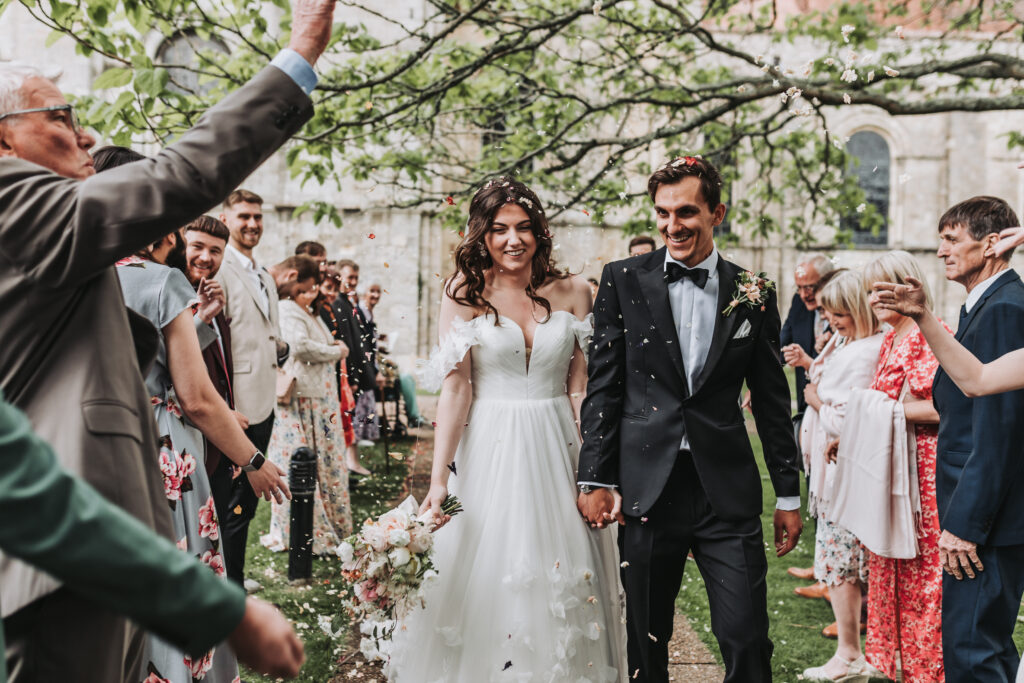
[[831, 388, 921, 559], [800, 332, 885, 517]]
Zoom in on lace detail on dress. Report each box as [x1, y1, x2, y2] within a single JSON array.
[[569, 313, 595, 363], [417, 315, 486, 392]]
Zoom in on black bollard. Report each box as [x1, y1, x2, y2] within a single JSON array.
[[288, 446, 318, 582]]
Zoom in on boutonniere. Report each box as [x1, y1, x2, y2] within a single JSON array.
[[723, 271, 776, 317]]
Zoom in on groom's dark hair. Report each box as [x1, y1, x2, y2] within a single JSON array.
[[647, 156, 724, 209]]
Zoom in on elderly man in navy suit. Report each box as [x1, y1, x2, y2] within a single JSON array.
[[931, 196, 1024, 682]]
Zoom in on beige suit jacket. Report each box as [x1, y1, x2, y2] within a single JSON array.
[[217, 250, 280, 422], [0, 65, 313, 616]]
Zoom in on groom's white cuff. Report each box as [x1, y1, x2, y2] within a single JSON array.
[[776, 496, 800, 511], [578, 481, 617, 489]]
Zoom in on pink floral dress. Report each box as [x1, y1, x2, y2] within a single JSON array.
[[865, 323, 950, 682]]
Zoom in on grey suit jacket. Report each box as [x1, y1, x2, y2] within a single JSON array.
[[216, 251, 281, 422], [0, 64, 313, 616]]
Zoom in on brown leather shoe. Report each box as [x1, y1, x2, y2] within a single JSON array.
[[794, 582, 830, 600], [821, 621, 866, 638], [787, 566, 815, 580]]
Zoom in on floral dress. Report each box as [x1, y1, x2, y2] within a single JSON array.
[[117, 259, 238, 683], [261, 302, 353, 555], [865, 324, 950, 682]]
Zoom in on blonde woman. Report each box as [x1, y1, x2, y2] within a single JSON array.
[[860, 251, 950, 682], [796, 270, 885, 681]]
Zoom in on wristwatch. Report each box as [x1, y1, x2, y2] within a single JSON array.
[[242, 450, 266, 472], [578, 483, 593, 495]]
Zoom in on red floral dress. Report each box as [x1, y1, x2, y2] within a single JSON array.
[[865, 323, 951, 682]]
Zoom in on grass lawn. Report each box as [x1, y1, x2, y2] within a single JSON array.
[[677, 373, 1024, 680], [239, 440, 414, 683]]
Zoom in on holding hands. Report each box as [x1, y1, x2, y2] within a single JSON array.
[[577, 487, 625, 529]]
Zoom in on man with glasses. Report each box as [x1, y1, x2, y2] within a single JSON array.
[[778, 253, 834, 585], [0, 1, 336, 680]]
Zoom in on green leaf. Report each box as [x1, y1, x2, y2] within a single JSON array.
[[92, 67, 132, 90]]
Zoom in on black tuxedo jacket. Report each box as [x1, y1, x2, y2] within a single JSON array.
[[324, 296, 375, 393], [578, 247, 801, 520], [780, 293, 820, 413], [932, 270, 1024, 546]]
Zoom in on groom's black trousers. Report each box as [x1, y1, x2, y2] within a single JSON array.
[[619, 450, 772, 683]]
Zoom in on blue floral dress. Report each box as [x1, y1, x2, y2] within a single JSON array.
[[117, 258, 239, 683]]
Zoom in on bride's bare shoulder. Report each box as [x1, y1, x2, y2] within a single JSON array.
[[541, 275, 592, 316]]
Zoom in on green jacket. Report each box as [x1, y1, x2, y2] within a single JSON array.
[[0, 391, 247, 681]]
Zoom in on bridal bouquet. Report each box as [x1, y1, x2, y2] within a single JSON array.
[[337, 494, 462, 658]]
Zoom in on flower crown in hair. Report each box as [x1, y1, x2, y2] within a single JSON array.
[[667, 155, 702, 169], [481, 177, 542, 213]]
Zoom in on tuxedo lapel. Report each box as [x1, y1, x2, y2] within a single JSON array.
[[691, 258, 742, 395], [636, 249, 686, 384]]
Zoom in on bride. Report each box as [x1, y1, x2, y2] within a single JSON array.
[[387, 178, 626, 682]]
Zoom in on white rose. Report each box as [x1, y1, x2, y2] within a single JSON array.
[[389, 547, 412, 567], [407, 527, 434, 554], [388, 528, 411, 547], [363, 525, 389, 552], [337, 541, 355, 563]]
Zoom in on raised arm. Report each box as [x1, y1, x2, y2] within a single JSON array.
[[874, 278, 1024, 397], [419, 290, 477, 528]]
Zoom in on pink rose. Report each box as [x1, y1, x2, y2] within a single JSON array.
[[198, 496, 220, 541], [201, 550, 226, 577], [179, 452, 196, 478], [159, 448, 183, 501]]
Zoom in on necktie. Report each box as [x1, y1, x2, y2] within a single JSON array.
[[664, 263, 709, 288], [959, 304, 968, 322]]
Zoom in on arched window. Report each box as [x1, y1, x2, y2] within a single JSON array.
[[156, 31, 229, 96], [842, 131, 890, 246]]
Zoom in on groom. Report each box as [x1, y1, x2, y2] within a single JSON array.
[[577, 157, 802, 682]]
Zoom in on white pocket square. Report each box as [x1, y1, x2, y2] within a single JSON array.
[[732, 319, 752, 339]]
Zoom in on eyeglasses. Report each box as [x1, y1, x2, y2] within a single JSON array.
[[0, 104, 81, 133], [796, 284, 820, 294]]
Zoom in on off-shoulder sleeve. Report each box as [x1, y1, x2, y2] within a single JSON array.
[[416, 316, 484, 392], [570, 313, 595, 362]]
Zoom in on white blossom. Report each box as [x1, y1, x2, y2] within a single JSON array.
[[842, 93, 852, 104], [895, 25, 905, 39], [856, 203, 867, 213], [841, 24, 855, 42], [592, 0, 602, 16], [866, 70, 875, 82], [841, 69, 858, 83], [786, 86, 802, 100], [824, 57, 836, 67], [884, 66, 900, 77]]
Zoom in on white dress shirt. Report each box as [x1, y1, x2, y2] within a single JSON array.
[[226, 243, 270, 317], [662, 249, 798, 511], [965, 267, 1015, 314]]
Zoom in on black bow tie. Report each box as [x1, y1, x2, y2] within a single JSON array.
[[664, 263, 709, 289]]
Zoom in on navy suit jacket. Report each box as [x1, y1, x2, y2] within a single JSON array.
[[780, 293, 818, 413], [932, 269, 1024, 546]]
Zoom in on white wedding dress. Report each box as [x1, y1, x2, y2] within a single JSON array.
[[388, 310, 626, 683]]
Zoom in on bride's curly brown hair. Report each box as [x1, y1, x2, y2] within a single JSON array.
[[447, 177, 568, 323]]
